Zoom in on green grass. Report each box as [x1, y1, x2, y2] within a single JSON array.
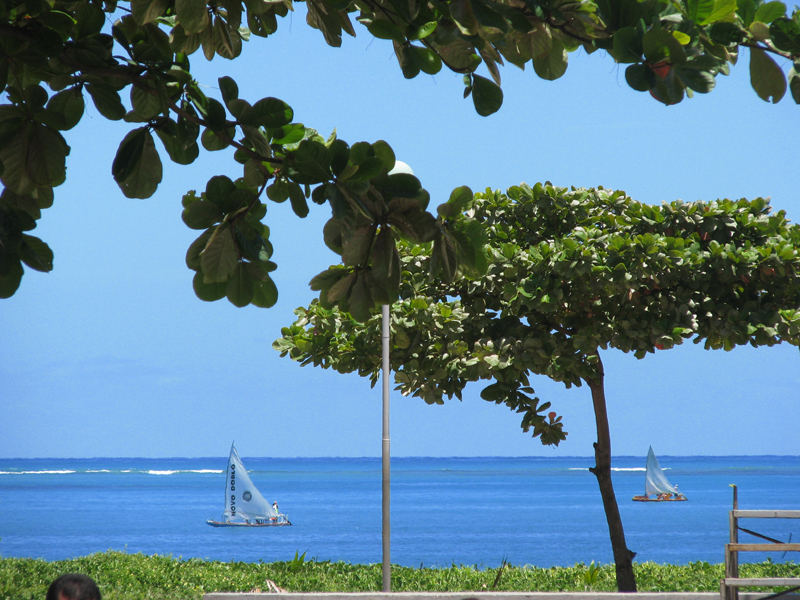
[[1, 551, 797, 600]]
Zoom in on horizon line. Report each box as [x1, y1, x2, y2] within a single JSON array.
[[2, 454, 799, 460]]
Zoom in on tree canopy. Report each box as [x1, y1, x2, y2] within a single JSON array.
[[275, 183, 800, 589], [2, 0, 800, 309]]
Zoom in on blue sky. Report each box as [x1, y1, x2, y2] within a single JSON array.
[[1, 10, 798, 459]]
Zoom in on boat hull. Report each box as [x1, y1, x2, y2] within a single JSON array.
[[206, 520, 292, 527], [632, 496, 688, 502]]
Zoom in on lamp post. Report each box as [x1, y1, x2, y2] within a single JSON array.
[[381, 160, 413, 592]]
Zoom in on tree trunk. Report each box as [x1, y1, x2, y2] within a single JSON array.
[[586, 355, 637, 592]]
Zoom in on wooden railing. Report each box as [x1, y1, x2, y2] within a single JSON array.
[[722, 486, 800, 600]]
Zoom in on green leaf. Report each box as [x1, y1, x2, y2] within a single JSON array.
[[708, 22, 745, 45], [0, 122, 68, 194], [203, 98, 228, 131], [612, 27, 643, 63], [367, 19, 405, 41], [430, 234, 457, 282], [287, 139, 331, 184], [185, 229, 214, 271], [396, 43, 421, 79], [289, 182, 310, 218], [310, 266, 348, 292], [272, 123, 306, 145], [471, 74, 503, 116], [449, 0, 480, 35], [754, 1, 786, 24], [678, 68, 716, 93], [770, 18, 800, 53], [46, 89, 84, 131], [471, 0, 508, 33], [642, 28, 687, 64], [75, 2, 105, 38], [687, 0, 714, 23], [372, 140, 396, 172], [251, 272, 278, 307], [410, 45, 443, 75], [749, 47, 786, 103], [18, 234, 53, 272], [348, 157, 384, 182], [738, 0, 757, 25], [85, 85, 126, 121], [267, 179, 290, 203], [201, 225, 238, 283], [348, 272, 375, 322], [0, 260, 23, 299], [116, 129, 163, 199], [532, 38, 568, 80], [182, 200, 223, 229], [176, 0, 210, 33], [205, 175, 236, 208], [193, 270, 227, 301], [415, 21, 437, 39], [201, 127, 234, 151], [435, 39, 482, 71], [438, 185, 473, 218], [323, 218, 344, 254], [218, 76, 239, 107], [342, 225, 376, 267], [131, 0, 170, 24], [789, 67, 800, 103], [672, 31, 691, 45], [112, 128, 147, 184], [226, 263, 254, 307], [245, 97, 293, 128], [155, 129, 200, 165], [213, 15, 242, 59], [327, 271, 356, 302], [329, 140, 351, 176], [130, 84, 163, 120], [371, 226, 395, 283], [625, 63, 653, 91], [692, 0, 737, 24]]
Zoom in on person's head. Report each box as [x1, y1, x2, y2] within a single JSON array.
[[46, 574, 101, 600]]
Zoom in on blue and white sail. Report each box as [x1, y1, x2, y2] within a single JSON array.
[[644, 446, 677, 496], [223, 443, 278, 523]]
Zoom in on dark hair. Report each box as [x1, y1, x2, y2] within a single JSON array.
[[46, 574, 101, 600]]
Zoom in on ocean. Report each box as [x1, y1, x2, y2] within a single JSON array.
[[1, 456, 798, 568]]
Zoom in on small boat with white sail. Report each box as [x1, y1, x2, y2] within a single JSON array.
[[632, 446, 687, 502], [206, 443, 291, 527]]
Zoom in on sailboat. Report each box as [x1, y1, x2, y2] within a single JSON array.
[[206, 443, 292, 527], [632, 446, 687, 502]]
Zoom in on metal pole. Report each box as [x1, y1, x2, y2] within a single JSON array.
[[381, 303, 391, 592]]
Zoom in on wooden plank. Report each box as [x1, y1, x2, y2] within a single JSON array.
[[726, 543, 800, 552], [725, 578, 800, 585], [733, 510, 800, 519]]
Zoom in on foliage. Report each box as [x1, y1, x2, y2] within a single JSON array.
[[2, 0, 800, 303], [275, 182, 800, 589], [0, 3, 486, 312], [583, 560, 600, 588], [1, 551, 798, 599], [276, 183, 800, 444], [288, 550, 309, 573]]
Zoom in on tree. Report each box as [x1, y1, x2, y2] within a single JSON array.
[[2, 0, 800, 304], [275, 183, 800, 590], [2, 0, 798, 584]]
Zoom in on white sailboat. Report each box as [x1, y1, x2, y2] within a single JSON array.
[[632, 446, 687, 502], [206, 443, 291, 527]]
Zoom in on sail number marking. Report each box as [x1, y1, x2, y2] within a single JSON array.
[[230, 463, 236, 516]]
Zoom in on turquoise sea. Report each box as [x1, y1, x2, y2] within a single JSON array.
[[0, 455, 798, 568]]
